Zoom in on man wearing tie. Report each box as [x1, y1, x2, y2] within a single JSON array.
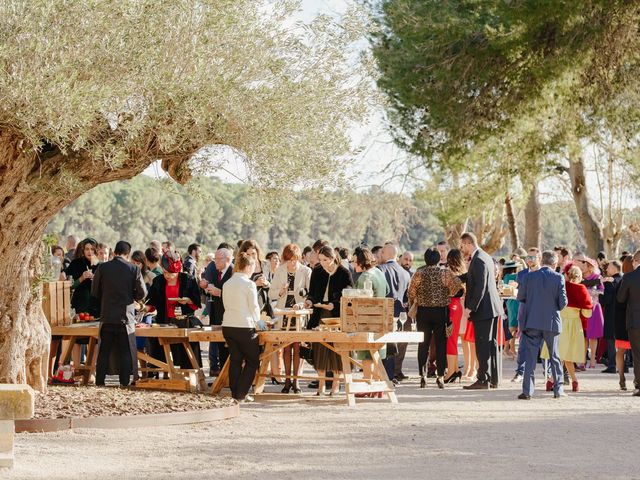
[[200, 247, 234, 376], [516, 250, 568, 399], [460, 233, 503, 390]]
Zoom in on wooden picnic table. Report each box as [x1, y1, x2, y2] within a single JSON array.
[[51, 323, 206, 392], [189, 329, 423, 407]]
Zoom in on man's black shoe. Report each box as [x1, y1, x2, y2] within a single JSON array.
[[308, 380, 319, 389], [517, 393, 531, 400], [601, 367, 616, 374], [463, 381, 489, 390]]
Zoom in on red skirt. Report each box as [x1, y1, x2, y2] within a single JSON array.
[[463, 319, 475, 343], [447, 298, 463, 355], [463, 317, 505, 345], [615, 339, 631, 350]]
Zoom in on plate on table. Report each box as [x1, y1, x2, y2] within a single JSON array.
[[321, 318, 341, 326]]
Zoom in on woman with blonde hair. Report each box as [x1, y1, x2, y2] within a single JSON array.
[[543, 265, 592, 392], [222, 252, 262, 403]]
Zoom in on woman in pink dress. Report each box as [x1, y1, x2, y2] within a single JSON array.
[[574, 255, 604, 368]]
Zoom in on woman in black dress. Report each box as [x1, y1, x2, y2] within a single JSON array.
[[304, 245, 352, 395], [146, 251, 202, 369], [64, 237, 101, 368]]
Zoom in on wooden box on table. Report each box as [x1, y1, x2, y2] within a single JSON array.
[[41, 281, 72, 326], [340, 297, 394, 333]]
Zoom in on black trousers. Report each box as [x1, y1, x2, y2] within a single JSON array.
[[417, 306, 448, 377], [474, 317, 498, 384], [96, 323, 135, 386], [222, 327, 260, 400]]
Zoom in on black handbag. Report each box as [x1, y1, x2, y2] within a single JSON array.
[[299, 343, 314, 365]]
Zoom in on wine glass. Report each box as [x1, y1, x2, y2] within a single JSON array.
[[398, 312, 408, 331]]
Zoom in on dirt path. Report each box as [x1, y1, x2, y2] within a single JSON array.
[[7, 346, 639, 480]]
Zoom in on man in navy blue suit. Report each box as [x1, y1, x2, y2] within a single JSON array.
[[516, 251, 568, 399]]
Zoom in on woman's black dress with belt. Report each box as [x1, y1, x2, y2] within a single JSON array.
[[306, 264, 353, 371]]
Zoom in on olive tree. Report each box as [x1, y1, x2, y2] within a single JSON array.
[[0, 0, 370, 389]]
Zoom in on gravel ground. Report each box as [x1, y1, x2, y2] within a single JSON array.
[[6, 345, 639, 480], [31, 386, 234, 418]]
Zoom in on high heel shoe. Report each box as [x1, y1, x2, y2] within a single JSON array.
[[572, 380, 579, 392], [436, 377, 444, 389], [420, 376, 426, 388], [620, 378, 627, 391], [281, 380, 291, 394], [271, 377, 282, 385], [444, 371, 462, 384], [545, 380, 554, 392], [292, 382, 301, 394]]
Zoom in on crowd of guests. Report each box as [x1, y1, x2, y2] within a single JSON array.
[[48, 233, 640, 401]]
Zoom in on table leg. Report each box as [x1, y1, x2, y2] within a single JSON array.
[[160, 339, 176, 378], [210, 357, 230, 395], [340, 352, 356, 407], [371, 350, 397, 404], [60, 337, 76, 364], [83, 337, 97, 386], [254, 343, 283, 394], [183, 340, 206, 391]]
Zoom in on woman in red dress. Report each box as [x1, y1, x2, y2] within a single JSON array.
[[445, 249, 466, 383]]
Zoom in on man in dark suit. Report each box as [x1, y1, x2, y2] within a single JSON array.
[[616, 250, 640, 397], [601, 260, 622, 373], [516, 251, 568, 399], [199, 246, 233, 376], [378, 243, 411, 381], [183, 243, 201, 278], [91, 240, 147, 386], [460, 232, 504, 390]]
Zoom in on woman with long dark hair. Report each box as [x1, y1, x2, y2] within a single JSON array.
[[64, 238, 101, 368], [444, 249, 466, 383], [304, 245, 352, 396]]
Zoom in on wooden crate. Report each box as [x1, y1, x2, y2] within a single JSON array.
[[42, 281, 72, 326], [340, 297, 394, 333]]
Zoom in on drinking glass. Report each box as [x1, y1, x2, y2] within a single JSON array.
[[398, 312, 408, 331]]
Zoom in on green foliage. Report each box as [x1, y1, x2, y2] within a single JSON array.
[[0, 0, 372, 192], [48, 175, 639, 256], [46, 175, 443, 253]]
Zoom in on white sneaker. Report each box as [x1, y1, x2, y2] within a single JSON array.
[[240, 394, 255, 403], [511, 374, 523, 383]]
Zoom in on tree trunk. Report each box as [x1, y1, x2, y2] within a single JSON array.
[[568, 157, 604, 257], [523, 183, 541, 249], [444, 219, 468, 249], [0, 133, 151, 391], [505, 192, 519, 251]]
